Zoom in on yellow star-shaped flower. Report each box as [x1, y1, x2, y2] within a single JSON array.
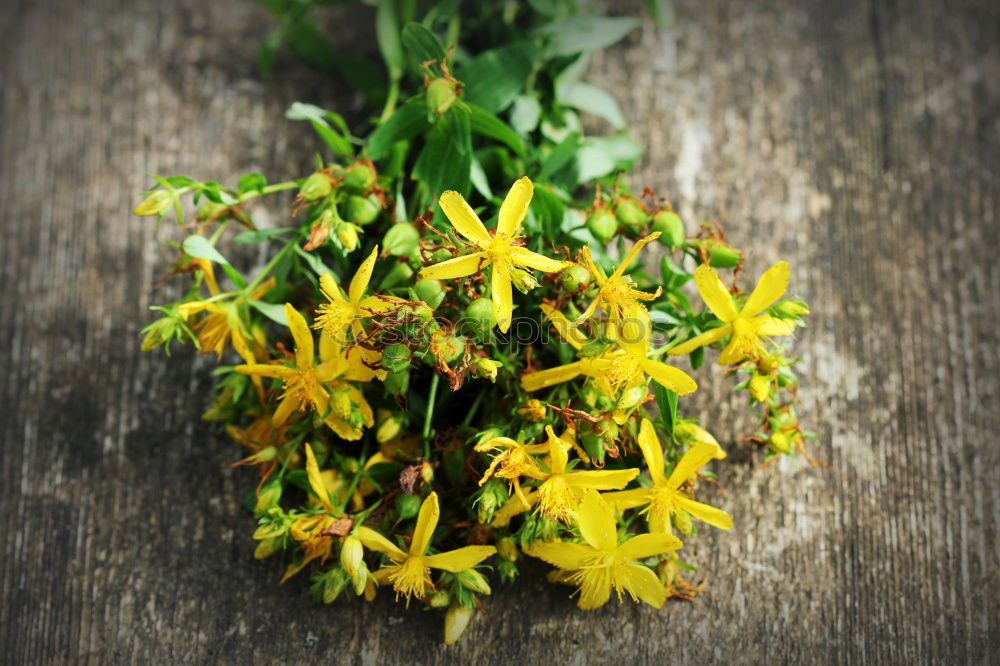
[[577, 232, 662, 325], [420, 177, 571, 332], [668, 261, 796, 365], [527, 489, 682, 610]]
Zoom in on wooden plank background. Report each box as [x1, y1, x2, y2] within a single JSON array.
[[1, 0, 997, 662]]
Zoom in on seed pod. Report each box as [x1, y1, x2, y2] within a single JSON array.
[[436, 335, 466, 365], [695, 239, 742, 268], [414, 279, 446, 309], [615, 195, 650, 230], [342, 162, 376, 194], [586, 208, 618, 244], [382, 344, 412, 374], [395, 493, 421, 520], [343, 193, 382, 225], [299, 172, 333, 201], [580, 433, 606, 466], [426, 77, 460, 115], [465, 297, 497, 332], [559, 264, 591, 292], [651, 209, 685, 248], [384, 223, 421, 256], [383, 368, 410, 396]]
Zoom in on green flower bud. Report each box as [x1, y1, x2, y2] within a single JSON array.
[[395, 493, 421, 520], [509, 266, 540, 293], [697, 239, 742, 268], [559, 264, 591, 292], [376, 414, 403, 444], [444, 604, 474, 645], [196, 201, 230, 222], [458, 569, 492, 595], [255, 478, 283, 512], [299, 172, 332, 201], [497, 558, 518, 583], [426, 77, 460, 115], [769, 430, 791, 454], [586, 208, 618, 244], [614, 196, 650, 229], [342, 162, 376, 194], [774, 300, 810, 318], [414, 279, 446, 309], [474, 358, 502, 382], [133, 189, 173, 216], [651, 209, 685, 248], [343, 193, 382, 225], [615, 384, 647, 411], [340, 536, 364, 579], [498, 537, 518, 562], [474, 477, 508, 524], [429, 589, 451, 608], [254, 537, 281, 560], [672, 509, 694, 537], [580, 433, 606, 466], [336, 223, 361, 251], [322, 569, 349, 604]]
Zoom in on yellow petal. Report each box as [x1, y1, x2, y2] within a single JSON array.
[[641, 359, 697, 395], [666, 442, 720, 489], [304, 443, 334, 512], [620, 563, 668, 609], [575, 490, 617, 551], [756, 315, 796, 336], [576, 570, 612, 609], [637, 418, 666, 486], [525, 541, 595, 570], [694, 264, 738, 322], [283, 304, 314, 371], [497, 176, 533, 237], [601, 488, 652, 511], [234, 363, 295, 379], [491, 491, 535, 527], [520, 361, 586, 392], [716, 336, 745, 366], [324, 415, 363, 440], [616, 532, 682, 560], [609, 233, 660, 282], [319, 272, 346, 304], [509, 246, 569, 273], [349, 245, 379, 304], [667, 325, 730, 356], [424, 545, 497, 572], [673, 495, 733, 529], [357, 526, 407, 562], [742, 261, 789, 317], [420, 251, 489, 280], [580, 246, 607, 284], [410, 492, 440, 556], [491, 263, 513, 333], [272, 392, 298, 426], [548, 429, 569, 475], [540, 304, 590, 350], [439, 190, 491, 247], [565, 468, 640, 491]]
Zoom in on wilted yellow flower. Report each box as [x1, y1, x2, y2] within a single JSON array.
[[668, 261, 796, 365], [359, 492, 496, 603], [420, 177, 571, 332], [604, 419, 733, 533], [527, 490, 682, 610]]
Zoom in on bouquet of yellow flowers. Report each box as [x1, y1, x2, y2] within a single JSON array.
[[135, 1, 812, 644]]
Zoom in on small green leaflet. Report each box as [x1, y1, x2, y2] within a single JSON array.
[[466, 103, 525, 156], [182, 235, 229, 265], [248, 299, 289, 325], [366, 95, 430, 160], [286, 102, 354, 156], [652, 382, 678, 442], [401, 23, 446, 73]]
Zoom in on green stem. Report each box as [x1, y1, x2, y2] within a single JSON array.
[[422, 373, 440, 459], [238, 180, 300, 204], [246, 240, 296, 293], [461, 389, 485, 428], [379, 76, 401, 124]]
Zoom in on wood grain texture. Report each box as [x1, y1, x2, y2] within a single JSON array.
[[1, 0, 997, 662]]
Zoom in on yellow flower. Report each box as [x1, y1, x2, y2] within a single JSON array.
[[235, 304, 374, 440], [314, 245, 401, 380], [358, 492, 496, 603], [520, 304, 618, 394], [673, 421, 726, 460], [281, 443, 345, 581], [527, 490, 682, 610], [475, 428, 552, 506], [603, 419, 733, 533], [577, 233, 663, 325], [420, 177, 571, 332], [492, 427, 639, 525], [668, 261, 796, 365]]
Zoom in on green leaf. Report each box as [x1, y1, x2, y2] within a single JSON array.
[[529, 186, 565, 241], [366, 95, 430, 160], [234, 227, 295, 245], [294, 245, 337, 278], [466, 103, 525, 156], [509, 95, 542, 134], [558, 81, 626, 129], [538, 131, 582, 181], [375, 0, 404, 80], [182, 235, 230, 265], [469, 157, 492, 199], [575, 134, 643, 182], [286, 102, 354, 155], [248, 299, 289, 325], [459, 41, 538, 113], [413, 107, 472, 199], [238, 172, 267, 194], [257, 27, 284, 76], [401, 22, 446, 70], [652, 382, 678, 438], [647, 0, 676, 29], [536, 16, 640, 56]]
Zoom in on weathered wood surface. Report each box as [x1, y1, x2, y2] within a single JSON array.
[[1, 0, 998, 662]]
